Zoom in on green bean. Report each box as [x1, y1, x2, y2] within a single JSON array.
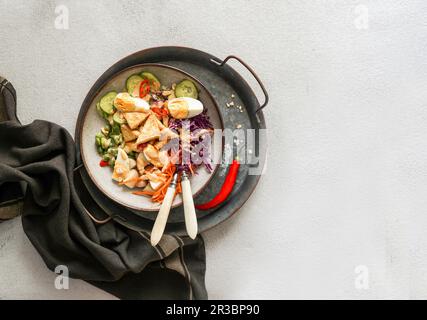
[[111, 124, 120, 135], [111, 134, 123, 145], [107, 147, 118, 157], [101, 137, 111, 149], [95, 132, 103, 145]]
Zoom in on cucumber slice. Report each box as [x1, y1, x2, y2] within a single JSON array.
[[126, 74, 143, 97], [113, 112, 126, 125], [99, 91, 117, 115], [175, 79, 198, 99], [141, 72, 161, 91]]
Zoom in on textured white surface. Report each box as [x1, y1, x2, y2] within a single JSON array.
[[1, 0, 427, 299]]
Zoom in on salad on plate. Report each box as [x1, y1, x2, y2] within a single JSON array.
[[94, 71, 213, 204]]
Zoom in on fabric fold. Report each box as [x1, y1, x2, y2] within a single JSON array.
[[0, 77, 207, 299]]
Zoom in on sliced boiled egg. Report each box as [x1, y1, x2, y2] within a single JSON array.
[[167, 97, 203, 119], [114, 92, 150, 113]]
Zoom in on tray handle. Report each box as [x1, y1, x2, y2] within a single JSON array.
[[210, 55, 269, 114]]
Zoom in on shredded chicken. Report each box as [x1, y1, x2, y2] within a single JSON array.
[[143, 144, 163, 168], [112, 148, 130, 183], [122, 169, 139, 188]]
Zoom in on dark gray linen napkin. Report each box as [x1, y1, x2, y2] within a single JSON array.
[[0, 77, 207, 299]]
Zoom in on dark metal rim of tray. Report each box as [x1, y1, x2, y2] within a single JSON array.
[[74, 46, 268, 235]]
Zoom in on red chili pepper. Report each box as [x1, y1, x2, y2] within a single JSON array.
[[152, 107, 168, 118], [195, 159, 240, 210], [99, 160, 109, 167], [139, 79, 150, 98]]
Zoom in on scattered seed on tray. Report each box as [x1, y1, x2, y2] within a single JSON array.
[[225, 98, 246, 113]]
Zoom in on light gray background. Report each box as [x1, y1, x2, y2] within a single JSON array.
[[1, 0, 427, 299]]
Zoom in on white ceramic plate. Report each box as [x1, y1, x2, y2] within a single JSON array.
[[79, 64, 223, 211]]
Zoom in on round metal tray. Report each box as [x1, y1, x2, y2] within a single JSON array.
[[75, 46, 268, 235]]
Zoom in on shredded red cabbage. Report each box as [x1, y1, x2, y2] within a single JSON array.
[[169, 110, 214, 173], [168, 110, 213, 132]]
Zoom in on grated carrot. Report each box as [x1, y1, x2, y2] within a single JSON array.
[[132, 190, 155, 196], [133, 163, 181, 203]]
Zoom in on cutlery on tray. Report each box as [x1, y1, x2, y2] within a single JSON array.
[[150, 173, 179, 246], [181, 171, 198, 239]]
